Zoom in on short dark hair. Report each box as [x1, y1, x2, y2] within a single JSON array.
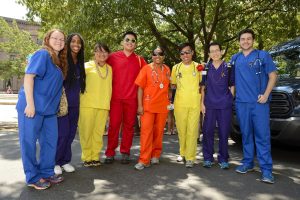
[[122, 31, 137, 40], [208, 42, 222, 52], [152, 46, 165, 55], [238, 28, 255, 40], [94, 42, 110, 53], [179, 43, 194, 52]]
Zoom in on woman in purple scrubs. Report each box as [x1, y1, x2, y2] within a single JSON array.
[[55, 33, 86, 175], [201, 42, 235, 169]]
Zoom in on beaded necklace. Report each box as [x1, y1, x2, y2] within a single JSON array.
[[95, 61, 108, 79]]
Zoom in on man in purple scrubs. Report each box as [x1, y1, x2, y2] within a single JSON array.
[[201, 42, 235, 169]]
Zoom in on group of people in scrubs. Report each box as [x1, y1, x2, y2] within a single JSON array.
[[17, 28, 277, 190]]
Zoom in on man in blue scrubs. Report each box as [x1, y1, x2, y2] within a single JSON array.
[[231, 29, 277, 184]]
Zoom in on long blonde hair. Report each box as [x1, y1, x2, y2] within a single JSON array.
[[42, 29, 68, 78]]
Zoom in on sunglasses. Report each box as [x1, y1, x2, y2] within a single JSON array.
[[124, 38, 136, 43], [180, 50, 192, 55], [152, 52, 164, 56]]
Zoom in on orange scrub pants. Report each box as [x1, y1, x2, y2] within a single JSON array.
[[138, 112, 168, 165]]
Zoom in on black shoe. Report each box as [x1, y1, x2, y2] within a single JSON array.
[[91, 160, 101, 166], [83, 161, 93, 167], [121, 154, 130, 164], [104, 156, 114, 164]]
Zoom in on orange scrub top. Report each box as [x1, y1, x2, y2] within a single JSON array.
[[135, 63, 170, 113]]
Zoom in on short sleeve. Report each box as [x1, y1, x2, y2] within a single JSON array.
[[171, 65, 177, 84], [26, 49, 49, 78], [261, 50, 277, 74], [135, 66, 148, 89]]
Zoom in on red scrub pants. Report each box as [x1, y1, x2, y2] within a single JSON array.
[[105, 98, 137, 156]]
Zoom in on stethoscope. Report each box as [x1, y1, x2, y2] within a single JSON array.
[[151, 64, 169, 89], [176, 61, 197, 79]]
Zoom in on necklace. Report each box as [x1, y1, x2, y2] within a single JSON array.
[[151, 63, 165, 89], [95, 61, 108, 79]]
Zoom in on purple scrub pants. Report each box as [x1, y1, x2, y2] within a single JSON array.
[[202, 108, 232, 162], [56, 106, 79, 166]]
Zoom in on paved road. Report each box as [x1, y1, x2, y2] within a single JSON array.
[[0, 102, 299, 200]]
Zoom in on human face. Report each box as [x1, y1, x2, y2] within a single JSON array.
[[123, 34, 136, 52], [94, 47, 109, 64], [208, 45, 222, 62], [180, 46, 193, 64], [70, 35, 82, 55], [239, 33, 254, 52], [152, 48, 165, 65], [49, 31, 65, 53]]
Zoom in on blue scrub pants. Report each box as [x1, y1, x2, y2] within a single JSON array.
[[202, 108, 232, 163], [18, 112, 57, 184], [236, 102, 273, 174]]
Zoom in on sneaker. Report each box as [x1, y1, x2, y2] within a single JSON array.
[[151, 157, 160, 165], [121, 154, 130, 164], [44, 175, 64, 184], [177, 156, 185, 162], [235, 165, 254, 174], [261, 173, 275, 184], [218, 162, 229, 169], [134, 162, 150, 170], [54, 165, 62, 175], [203, 160, 214, 168], [104, 156, 114, 164], [62, 163, 75, 172], [83, 161, 93, 167], [27, 179, 51, 190], [185, 160, 194, 168], [91, 160, 101, 166]]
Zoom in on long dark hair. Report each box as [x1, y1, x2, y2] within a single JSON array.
[[65, 33, 86, 93]]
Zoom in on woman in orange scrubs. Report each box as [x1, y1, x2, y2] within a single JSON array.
[[134, 47, 170, 170]]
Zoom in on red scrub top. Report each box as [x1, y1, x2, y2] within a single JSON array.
[[107, 51, 147, 100]]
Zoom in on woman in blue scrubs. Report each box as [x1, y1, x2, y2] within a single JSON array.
[[16, 29, 67, 190], [201, 42, 235, 169]]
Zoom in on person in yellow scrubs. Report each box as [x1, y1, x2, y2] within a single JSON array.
[[171, 43, 202, 168], [78, 43, 112, 167]]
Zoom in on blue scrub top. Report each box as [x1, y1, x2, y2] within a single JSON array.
[[231, 50, 277, 103], [201, 61, 235, 109], [16, 49, 64, 115]]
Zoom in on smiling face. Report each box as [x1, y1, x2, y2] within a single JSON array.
[[122, 34, 136, 52], [208, 45, 222, 62], [239, 33, 254, 52], [180, 46, 194, 64], [94, 47, 109, 64], [152, 48, 165, 65], [48, 31, 65, 53], [69, 35, 82, 55]]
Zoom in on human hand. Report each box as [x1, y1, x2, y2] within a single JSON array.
[[257, 94, 268, 104], [137, 105, 144, 115], [201, 103, 206, 115], [24, 104, 35, 118]]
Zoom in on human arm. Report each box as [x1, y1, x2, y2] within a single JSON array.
[[257, 71, 277, 103], [137, 87, 144, 115], [23, 74, 36, 117]]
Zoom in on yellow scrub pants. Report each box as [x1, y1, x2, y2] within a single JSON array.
[[174, 107, 200, 161], [78, 107, 109, 162]]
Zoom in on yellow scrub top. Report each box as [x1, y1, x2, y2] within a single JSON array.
[[80, 61, 112, 110], [171, 61, 201, 108]]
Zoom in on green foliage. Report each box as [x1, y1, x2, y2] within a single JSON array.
[[18, 0, 300, 66], [0, 18, 39, 79]]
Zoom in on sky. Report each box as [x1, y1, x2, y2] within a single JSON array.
[[0, 0, 28, 20]]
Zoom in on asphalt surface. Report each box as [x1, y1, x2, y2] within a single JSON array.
[[0, 95, 299, 200]]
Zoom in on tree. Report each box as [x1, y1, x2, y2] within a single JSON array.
[[0, 18, 39, 79], [18, 0, 300, 65]]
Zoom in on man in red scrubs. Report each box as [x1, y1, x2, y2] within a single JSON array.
[[104, 31, 147, 164]]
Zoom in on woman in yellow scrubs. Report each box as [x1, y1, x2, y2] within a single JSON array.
[[171, 43, 202, 168], [78, 43, 112, 167]]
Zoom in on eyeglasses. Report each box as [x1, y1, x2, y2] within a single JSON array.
[[152, 52, 164, 56], [50, 37, 65, 43], [124, 38, 136, 43], [180, 50, 192, 55]]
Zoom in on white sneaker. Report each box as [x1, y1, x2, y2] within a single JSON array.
[[151, 157, 160, 165], [62, 163, 75, 173], [177, 156, 184, 162], [54, 165, 62, 175]]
